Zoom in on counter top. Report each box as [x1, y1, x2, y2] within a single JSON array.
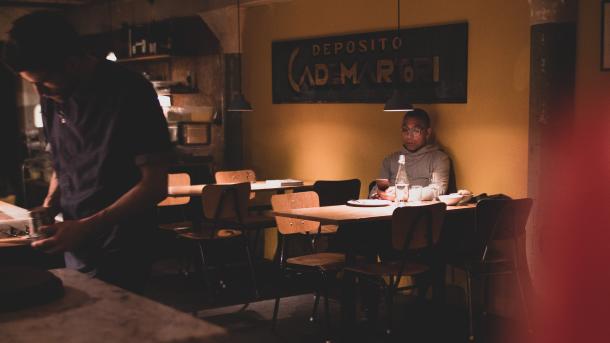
[[0, 269, 229, 343]]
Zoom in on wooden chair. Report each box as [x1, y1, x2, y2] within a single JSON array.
[[270, 191, 345, 340], [155, 173, 194, 273], [178, 182, 259, 301], [344, 202, 447, 335], [449, 198, 533, 341], [157, 173, 191, 231], [215, 169, 257, 183], [215, 169, 256, 199], [215, 169, 276, 257]]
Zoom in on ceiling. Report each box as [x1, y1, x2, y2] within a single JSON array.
[[0, 0, 292, 10], [0, 1, 98, 9]]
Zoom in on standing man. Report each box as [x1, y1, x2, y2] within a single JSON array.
[[372, 108, 451, 199], [2, 11, 172, 292]]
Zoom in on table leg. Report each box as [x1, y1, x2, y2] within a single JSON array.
[[338, 221, 391, 332]]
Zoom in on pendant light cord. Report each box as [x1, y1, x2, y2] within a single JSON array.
[[237, 0, 242, 93], [108, 0, 112, 47], [394, 0, 400, 88], [397, 0, 400, 34]]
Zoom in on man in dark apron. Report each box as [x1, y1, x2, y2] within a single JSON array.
[[2, 11, 172, 292]]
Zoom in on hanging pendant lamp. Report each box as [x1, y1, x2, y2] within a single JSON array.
[[227, 0, 252, 112], [384, 0, 413, 112]]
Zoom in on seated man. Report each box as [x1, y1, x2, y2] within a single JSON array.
[[371, 108, 450, 200], [343, 109, 451, 326]]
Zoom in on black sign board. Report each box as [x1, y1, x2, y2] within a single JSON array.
[[272, 23, 468, 104]]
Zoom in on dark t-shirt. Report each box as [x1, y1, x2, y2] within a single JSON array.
[[41, 60, 171, 277]]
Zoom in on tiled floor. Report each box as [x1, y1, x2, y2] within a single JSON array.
[[3, 234, 524, 342], [143, 258, 522, 343]]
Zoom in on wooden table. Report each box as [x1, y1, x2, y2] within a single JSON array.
[[271, 200, 476, 327], [0, 269, 229, 343], [168, 180, 314, 197], [271, 201, 475, 225]]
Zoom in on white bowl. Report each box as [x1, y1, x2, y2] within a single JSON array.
[[438, 194, 463, 205]]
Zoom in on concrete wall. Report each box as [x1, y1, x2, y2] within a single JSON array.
[[575, 0, 610, 124]]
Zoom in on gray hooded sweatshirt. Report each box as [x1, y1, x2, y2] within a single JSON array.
[[371, 144, 450, 197]]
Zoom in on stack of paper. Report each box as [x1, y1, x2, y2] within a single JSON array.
[[265, 179, 304, 187]]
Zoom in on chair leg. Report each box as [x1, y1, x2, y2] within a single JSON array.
[[243, 237, 260, 299], [272, 295, 281, 332], [321, 271, 332, 342], [197, 242, 214, 302], [272, 265, 284, 332], [513, 269, 532, 333], [252, 228, 262, 258], [466, 270, 475, 341], [482, 274, 489, 316], [385, 281, 394, 335], [310, 290, 320, 322], [178, 239, 191, 277], [512, 238, 532, 333], [340, 270, 357, 326]]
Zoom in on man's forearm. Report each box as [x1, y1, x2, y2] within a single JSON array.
[[31, 164, 168, 254], [43, 171, 61, 209]]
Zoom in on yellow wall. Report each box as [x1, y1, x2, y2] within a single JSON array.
[[241, 0, 530, 198]]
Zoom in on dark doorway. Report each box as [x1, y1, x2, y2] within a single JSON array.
[[0, 44, 25, 205]]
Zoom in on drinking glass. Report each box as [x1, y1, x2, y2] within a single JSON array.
[[409, 185, 422, 202], [428, 184, 442, 201], [395, 183, 408, 206]]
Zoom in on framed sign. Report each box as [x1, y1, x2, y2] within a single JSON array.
[[272, 23, 468, 104], [602, 0, 610, 70]]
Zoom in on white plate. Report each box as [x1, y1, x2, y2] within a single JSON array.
[[346, 199, 392, 207]]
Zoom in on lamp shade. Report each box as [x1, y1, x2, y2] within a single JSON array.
[[383, 90, 414, 112], [227, 92, 253, 112]]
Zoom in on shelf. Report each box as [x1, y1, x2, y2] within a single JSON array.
[[117, 54, 171, 63], [157, 88, 199, 95]]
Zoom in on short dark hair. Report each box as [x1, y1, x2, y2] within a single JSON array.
[[403, 108, 431, 129], [2, 11, 83, 72]]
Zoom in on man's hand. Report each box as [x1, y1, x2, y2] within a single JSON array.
[[29, 163, 166, 255], [31, 217, 100, 254], [376, 186, 396, 201], [29, 205, 60, 220]]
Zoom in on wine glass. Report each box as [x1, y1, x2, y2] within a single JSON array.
[[429, 184, 442, 201]]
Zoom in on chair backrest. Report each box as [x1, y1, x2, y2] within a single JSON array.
[[391, 202, 447, 252], [201, 182, 250, 222], [447, 158, 457, 194], [215, 169, 257, 200], [271, 191, 321, 235], [474, 198, 533, 259], [158, 173, 191, 207], [368, 180, 376, 194], [215, 169, 256, 184], [313, 179, 361, 206]]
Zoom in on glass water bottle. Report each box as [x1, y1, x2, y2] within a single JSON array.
[[395, 154, 409, 206]]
